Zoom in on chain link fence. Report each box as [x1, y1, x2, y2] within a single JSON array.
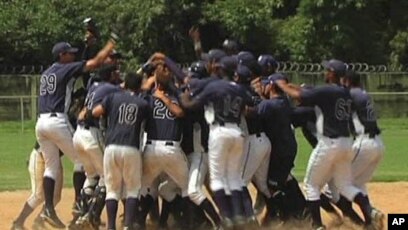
[[1, 63, 408, 131]]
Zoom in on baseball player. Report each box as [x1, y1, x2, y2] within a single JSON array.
[[92, 72, 148, 230], [72, 64, 122, 228], [275, 59, 375, 229], [334, 70, 385, 228], [11, 142, 63, 230], [256, 73, 301, 224], [180, 75, 253, 229], [137, 60, 190, 229], [183, 65, 222, 229], [234, 64, 271, 225], [35, 35, 116, 228]]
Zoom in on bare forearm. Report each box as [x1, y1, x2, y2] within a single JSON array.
[[85, 40, 115, 71]]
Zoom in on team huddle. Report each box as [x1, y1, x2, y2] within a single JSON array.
[[11, 29, 385, 230]]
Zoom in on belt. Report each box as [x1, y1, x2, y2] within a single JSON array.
[[364, 131, 379, 139], [249, 132, 262, 137], [39, 112, 64, 118], [326, 134, 349, 139], [211, 122, 239, 127], [146, 140, 180, 147]]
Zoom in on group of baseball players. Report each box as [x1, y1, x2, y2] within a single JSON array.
[[10, 26, 386, 230]]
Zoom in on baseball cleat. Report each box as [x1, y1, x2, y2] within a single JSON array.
[[10, 221, 26, 230], [370, 208, 385, 230], [40, 208, 66, 229], [32, 215, 46, 230]]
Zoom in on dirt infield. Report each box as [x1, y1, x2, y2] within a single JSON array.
[[1, 182, 407, 229]]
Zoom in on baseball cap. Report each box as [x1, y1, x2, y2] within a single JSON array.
[[321, 59, 347, 76], [201, 49, 227, 63], [188, 61, 208, 79], [218, 56, 238, 71], [52, 42, 78, 57], [235, 64, 252, 83], [222, 39, 239, 52], [258, 54, 278, 68], [262, 73, 288, 85], [237, 51, 255, 66]]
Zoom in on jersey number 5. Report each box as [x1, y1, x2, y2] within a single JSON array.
[[40, 74, 57, 96]]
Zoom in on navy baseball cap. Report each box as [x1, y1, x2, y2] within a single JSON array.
[[262, 73, 288, 85], [237, 51, 255, 66], [201, 49, 227, 63], [52, 42, 78, 57], [218, 56, 238, 71], [258, 54, 278, 68], [188, 61, 208, 79], [222, 39, 239, 52], [321, 59, 347, 75], [235, 64, 252, 82]]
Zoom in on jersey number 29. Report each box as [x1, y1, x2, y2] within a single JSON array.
[[40, 74, 57, 96]]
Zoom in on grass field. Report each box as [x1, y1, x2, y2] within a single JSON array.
[[0, 118, 407, 191]]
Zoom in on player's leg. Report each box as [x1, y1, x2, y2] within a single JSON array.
[[208, 127, 234, 227], [226, 130, 248, 226], [104, 145, 123, 230], [303, 139, 338, 229], [331, 140, 373, 227], [121, 146, 142, 229], [138, 144, 162, 228], [188, 152, 221, 228], [12, 146, 42, 229]]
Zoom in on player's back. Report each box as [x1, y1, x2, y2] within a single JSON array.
[[301, 84, 352, 138], [103, 91, 148, 149], [39, 61, 85, 113], [349, 87, 380, 135], [199, 79, 251, 125], [84, 82, 121, 128], [145, 92, 183, 142], [258, 96, 297, 155]]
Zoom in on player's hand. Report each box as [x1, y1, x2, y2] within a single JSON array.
[[189, 26, 200, 42], [84, 30, 97, 46], [274, 79, 287, 87], [251, 77, 262, 95], [153, 89, 167, 101]]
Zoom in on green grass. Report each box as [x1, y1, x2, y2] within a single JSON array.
[[0, 118, 407, 191]]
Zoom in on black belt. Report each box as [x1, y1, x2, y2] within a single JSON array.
[[364, 131, 379, 138], [249, 132, 261, 137], [212, 121, 238, 127], [146, 140, 175, 146], [326, 135, 349, 139]]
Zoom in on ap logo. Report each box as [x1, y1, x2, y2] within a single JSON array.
[[388, 214, 407, 229]]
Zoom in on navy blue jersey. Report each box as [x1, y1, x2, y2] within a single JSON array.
[[181, 108, 209, 154], [145, 92, 184, 141], [291, 106, 318, 147], [188, 75, 219, 97], [194, 79, 252, 124], [39, 61, 85, 113], [83, 82, 121, 127], [300, 85, 352, 138], [257, 96, 297, 156], [349, 87, 380, 135], [242, 85, 263, 134], [102, 91, 148, 148]]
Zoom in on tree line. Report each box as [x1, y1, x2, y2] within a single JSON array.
[[0, 0, 407, 70]]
